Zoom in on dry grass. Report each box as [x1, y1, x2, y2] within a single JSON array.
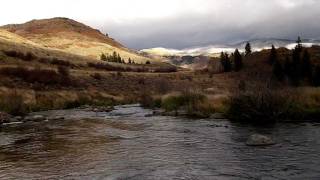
[[1, 18, 157, 64]]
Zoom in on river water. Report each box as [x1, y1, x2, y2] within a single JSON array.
[[0, 104, 320, 179]]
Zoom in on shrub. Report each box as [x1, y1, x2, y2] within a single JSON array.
[[87, 62, 123, 71], [161, 95, 185, 112], [153, 66, 177, 73], [50, 58, 72, 67], [0, 91, 27, 116], [0, 66, 72, 87], [3, 50, 36, 61], [91, 73, 102, 80], [139, 93, 155, 108], [24, 52, 36, 61], [87, 62, 177, 73], [227, 89, 288, 123], [161, 91, 211, 117], [57, 66, 70, 77]]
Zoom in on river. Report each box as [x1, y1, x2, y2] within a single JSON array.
[[0, 104, 320, 179]]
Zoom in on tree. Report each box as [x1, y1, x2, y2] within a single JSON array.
[[117, 53, 122, 63], [313, 66, 320, 86], [245, 42, 252, 56], [272, 58, 285, 81], [284, 55, 291, 77], [234, 49, 243, 71], [301, 49, 312, 82], [146, 60, 151, 64], [220, 52, 231, 72], [296, 36, 303, 52], [224, 53, 232, 72], [269, 45, 277, 65], [112, 51, 118, 62], [220, 52, 225, 72], [128, 58, 132, 64], [100, 53, 107, 61], [291, 46, 302, 85]]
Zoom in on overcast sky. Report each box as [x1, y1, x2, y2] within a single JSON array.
[[1, 0, 319, 49]]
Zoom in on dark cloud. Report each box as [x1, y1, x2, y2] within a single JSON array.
[[99, 0, 320, 49], [1, 0, 319, 49]]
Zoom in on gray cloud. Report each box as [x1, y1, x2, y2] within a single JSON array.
[[1, 0, 319, 49], [97, 0, 320, 49]]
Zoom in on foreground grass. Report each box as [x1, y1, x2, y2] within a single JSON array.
[[141, 90, 215, 118], [0, 89, 122, 116]]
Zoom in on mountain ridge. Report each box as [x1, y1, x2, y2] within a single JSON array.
[[141, 38, 320, 57]]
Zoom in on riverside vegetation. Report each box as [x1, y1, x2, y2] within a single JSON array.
[[0, 18, 319, 124]]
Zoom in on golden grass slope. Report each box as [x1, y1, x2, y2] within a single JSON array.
[[1, 17, 157, 64]]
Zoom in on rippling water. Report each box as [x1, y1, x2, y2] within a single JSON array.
[[0, 104, 320, 179]]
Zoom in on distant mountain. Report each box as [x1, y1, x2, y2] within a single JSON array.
[[141, 38, 320, 58], [164, 55, 211, 70], [1, 17, 155, 63]]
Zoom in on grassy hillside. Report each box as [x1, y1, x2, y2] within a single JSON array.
[[1, 17, 157, 64]]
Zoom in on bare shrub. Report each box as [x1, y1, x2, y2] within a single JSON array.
[[51, 58, 72, 67], [87, 62, 177, 73], [57, 66, 70, 77], [3, 50, 36, 61], [227, 88, 288, 123], [157, 78, 171, 94], [161, 90, 212, 117], [91, 73, 102, 80], [0, 91, 27, 115], [0, 66, 72, 87]]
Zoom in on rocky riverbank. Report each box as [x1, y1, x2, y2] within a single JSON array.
[[0, 105, 114, 126]]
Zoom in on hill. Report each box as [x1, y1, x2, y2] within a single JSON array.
[[1, 17, 155, 64]]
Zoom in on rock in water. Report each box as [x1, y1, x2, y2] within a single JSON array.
[[24, 115, 46, 122], [0, 112, 11, 124], [246, 134, 275, 146]]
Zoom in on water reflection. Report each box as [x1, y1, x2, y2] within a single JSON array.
[[0, 105, 320, 179]]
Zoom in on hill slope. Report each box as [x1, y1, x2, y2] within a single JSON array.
[[1, 17, 155, 63]]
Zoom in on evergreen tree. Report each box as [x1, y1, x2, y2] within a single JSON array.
[[224, 53, 232, 72], [100, 53, 107, 61], [301, 49, 312, 82], [291, 47, 302, 86], [296, 36, 303, 52], [284, 55, 291, 77], [220, 52, 232, 72], [220, 52, 228, 72], [313, 66, 320, 86], [220, 52, 226, 71], [112, 51, 118, 62], [117, 53, 122, 63], [269, 45, 277, 65], [234, 49, 243, 71], [245, 42, 252, 56], [272, 58, 285, 81]]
